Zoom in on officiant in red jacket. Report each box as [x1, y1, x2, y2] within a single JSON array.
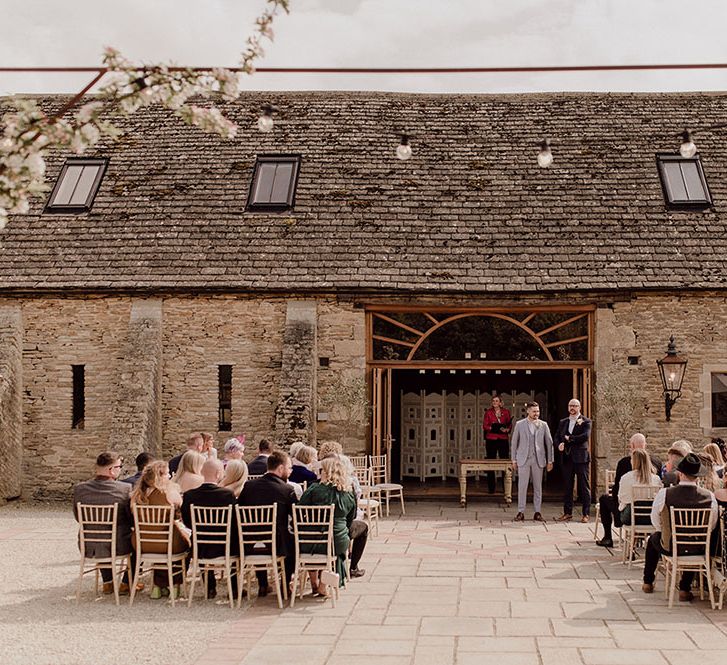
[[482, 395, 512, 494]]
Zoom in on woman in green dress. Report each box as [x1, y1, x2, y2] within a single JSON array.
[[298, 455, 356, 595]]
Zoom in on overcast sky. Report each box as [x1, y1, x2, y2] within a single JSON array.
[[2, 0, 727, 95]]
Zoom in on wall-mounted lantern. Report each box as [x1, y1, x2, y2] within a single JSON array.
[[656, 335, 687, 421]]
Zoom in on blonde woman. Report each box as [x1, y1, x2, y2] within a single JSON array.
[[703, 443, 725, 478], [697, 453, 722, 493], [299, 456, 365, 595], [131, 461, 189, 599], [220, 459, 248, 498], [617, 449, 661, 525], [174, 450, 205, 493], [318, 440, 343, 460]]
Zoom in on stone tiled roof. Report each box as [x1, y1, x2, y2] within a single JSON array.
[[2, 91, 727, 294]]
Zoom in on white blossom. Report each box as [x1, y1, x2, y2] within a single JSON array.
[[76, 101, 104, 124], [0, 0, 289, 230]]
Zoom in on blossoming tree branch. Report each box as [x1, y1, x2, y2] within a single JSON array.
[[0, 0, 289, 229]]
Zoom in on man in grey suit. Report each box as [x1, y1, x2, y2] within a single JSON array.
[[72, 451, 135, 595], [511, 402, 554, 522]]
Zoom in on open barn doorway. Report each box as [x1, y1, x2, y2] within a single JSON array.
[[367, 305, 594, 502], [389, 368, 574, 500]]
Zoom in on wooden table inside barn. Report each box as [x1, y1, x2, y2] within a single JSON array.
[[459, 458, 513, 506]]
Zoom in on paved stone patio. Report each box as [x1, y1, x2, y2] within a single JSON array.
[[2, 501, 727, 665]]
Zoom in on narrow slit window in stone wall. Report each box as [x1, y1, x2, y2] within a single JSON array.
[[712, 373, 727, 428], [218, 365, 233, 431], [72, 365, 85, 430]]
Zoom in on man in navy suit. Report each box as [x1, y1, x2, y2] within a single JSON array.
[[554, 398, 592, 523], [247, 439, 274, 475], [238, 451, 297, 595]]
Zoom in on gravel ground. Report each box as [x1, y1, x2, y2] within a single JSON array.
[[0, 502, 250, 665]]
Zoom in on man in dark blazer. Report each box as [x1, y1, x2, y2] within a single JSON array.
[[238, 450, 297, 593], [554, 398, 592, 523], [72, 451, 134, 594], [181, 459, 238, 599], [246, 438, 274, 475], [642, 453, 717, 601], [120, 451, 154, 486]]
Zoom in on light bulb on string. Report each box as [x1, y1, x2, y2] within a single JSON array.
[[396, 134, 412, 161], [537, 139, 553, 168], [257, 104, 277, 133], [679, 129, 697, 158]]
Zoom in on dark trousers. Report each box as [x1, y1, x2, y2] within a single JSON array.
[[643, 531, 695, 591], [563, 458, 591, 516], [100, 549, 135, 584], [598, 494, 621, 535], [350, 519, 369, 570], [485, 438, 509, 492]]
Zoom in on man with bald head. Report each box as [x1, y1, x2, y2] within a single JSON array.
[[596, 433, 655, 548], [181, 459, 238, 599]]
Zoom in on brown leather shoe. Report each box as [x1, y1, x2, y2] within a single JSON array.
[[642, 583, 654, 594], [514, 512, 525, 522], [533, 512, 545, 522], [679, 590, 694, 602], [554, 513, 573, 522], [580, 515, 590, 523], [102, 582, 114, 595], [118, 583, 130, 595]]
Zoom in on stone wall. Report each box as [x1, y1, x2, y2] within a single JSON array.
[[0, 305, 22, 499], [593, 294, 727, 487], [274, 301, 318, 446], [316, 299, 367, 455], [108, 299, 163, 462], [161, 297, 286, 460], [9, 291, 727, 498], [21, 298, 130, 499]]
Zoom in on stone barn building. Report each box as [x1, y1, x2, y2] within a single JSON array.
[[1, 91, 727, 500]]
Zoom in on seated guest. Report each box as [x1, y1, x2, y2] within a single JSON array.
[[121, 451, 155, 486], [201, 432, 218, 460], [318, 440, 343, 460], [596, 433, 648, 548], [175, 451, 205, 493], [220, 459, 248, 498], [130, 461, 189, 599], [290, 445, 319, 485], [223, 436, 246, 468], [698, 453, 722, 492], [617, 449, 661, 525], [238, 451, 297, 595], [289, 441, 305, 461], [703, 443, 725, 479], [661, 440, 691, 487], [181, 459, 238, 599], [318, 440, 363, 505], [642, 453, 718, 601], [169, 432, 204, 476], [247, 439, 274, 475], [72, 451, 134, 595], [299, 456, 368, 596], [713, 437, 727, 463]]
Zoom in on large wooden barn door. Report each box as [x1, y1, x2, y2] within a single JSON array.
[[572, 368, 592, 417], [372, 368, 392, 460]]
